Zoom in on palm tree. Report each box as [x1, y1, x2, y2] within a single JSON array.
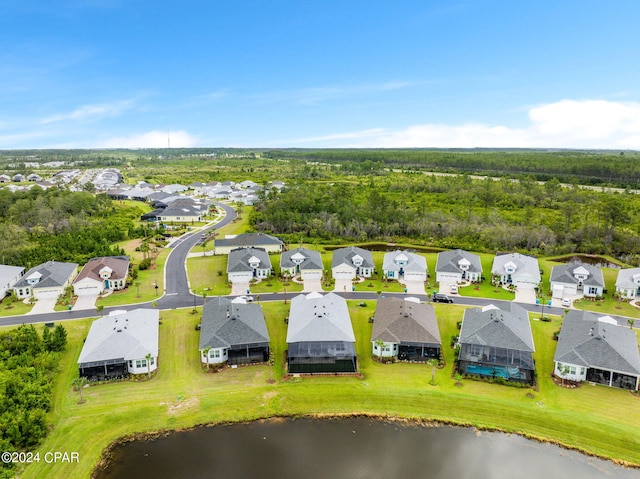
[[96, 304, 104, 317], [145, 353, 152, 379], [628, 319, 635, 330], [73, 377, 89, 404], [427, 358, 439, 385], [202, 348, 211, 371], [374, 339, 386, 362]]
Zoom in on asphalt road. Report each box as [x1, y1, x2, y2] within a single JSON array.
[[0, 201, 636, 329]]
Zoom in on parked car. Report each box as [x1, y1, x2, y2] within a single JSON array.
[[561, 298, 572, 308], [432, 293, 453, 303], [232, 295, 254, 303], [449, 284, 458, 294]]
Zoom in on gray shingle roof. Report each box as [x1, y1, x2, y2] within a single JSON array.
[[331, 246, 374, 269], [199, 297, 270, 349], [216, 233, 284, 248], [382, 250, 427, 274], [286, 292, 355, 343], [554, 310, 640, 375], [550, 262, 604, 288], [460, 303, 535, 352], [227, 248, 272, 273], [372, 297, 440, 346], [436, 249, 482, 274], [13, 261, 78, 289], [77, 309, 159, 364], [491, 253, 541, 284], [615, 267, 640, 290], [280, 247, 323, 270]]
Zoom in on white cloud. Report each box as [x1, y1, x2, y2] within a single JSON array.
[[40, 99, 137, 124], [301, 99, 640, 149], [96, 130, 198, 148]]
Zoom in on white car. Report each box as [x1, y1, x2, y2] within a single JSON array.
[[449, 284, 458, 294], [232, 295, 254, 303], [561, 298, 572, 308]]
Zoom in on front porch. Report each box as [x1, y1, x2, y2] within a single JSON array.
[[586, 367, 639, 390]]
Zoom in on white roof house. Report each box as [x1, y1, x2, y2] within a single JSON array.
[[615, 267, 640, 299], [491, 253, 541, 287], [0, 265, 25, 298]]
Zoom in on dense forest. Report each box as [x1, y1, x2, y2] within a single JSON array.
[[0, 324, 67, 479], [0, 188, 145, 266], [251, 173, 640, 262]]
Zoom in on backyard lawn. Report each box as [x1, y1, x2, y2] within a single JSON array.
[[15, 301, 640, 479]]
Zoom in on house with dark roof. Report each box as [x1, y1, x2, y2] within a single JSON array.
[[158, 199, 206, 223], [436, 249, 482, 284], [280, 247, 324, 281], [78, 309, 159, 379], [554, 310, 640, 390], [382, 250, 427, 282], [331, 246, 374, 280], [199, 297, 270, 366], [227, 248, 272, 284], [458, 303, 536, 385], [615, 267, 640, 299], [491, 253, 541, 288], [12, 261, 78, 300], [286, 292, 357, 374], [550, 261, 604, 299], [73, 256, 130, 296], [215, 233, 285, 255], [371, 297, 441, 361]]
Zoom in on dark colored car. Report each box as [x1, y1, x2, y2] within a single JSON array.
[[432, 293, 453, 303]]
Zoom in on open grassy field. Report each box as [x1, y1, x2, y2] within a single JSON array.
[[14, 301, 640, 479]]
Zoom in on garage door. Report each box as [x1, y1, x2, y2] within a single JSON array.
[[302, 271, 322, 280], [437, 273, 460, 283], [229, 272, 252, 283], [405, 272, 426, 282], [76, 285, 101, 296], [35, 289, 61, 299], [333, 270, 354, 280]]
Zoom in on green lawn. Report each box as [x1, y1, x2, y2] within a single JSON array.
[[0, 296, 33, 316], [15, 301, 640, 479]]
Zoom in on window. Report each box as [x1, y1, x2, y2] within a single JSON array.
[[569, 366, 576, 375], [580, 367, 585, 375], [209, 350, 220, 358], [135, 359, 147, 369]]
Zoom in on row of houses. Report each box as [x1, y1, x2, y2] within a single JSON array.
[[76, 293, 640, 391], [1, 256, 130, 302]]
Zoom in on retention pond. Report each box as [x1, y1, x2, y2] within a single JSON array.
[[96, 417, 637, 479]]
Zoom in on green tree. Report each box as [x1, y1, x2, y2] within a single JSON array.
[[72, 377, 89, 404], [49, 325, 67, 352], [427, 358, 439, 385]]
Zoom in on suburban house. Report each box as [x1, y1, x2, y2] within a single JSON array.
[[0, 174, 11, 183], [158, 199, 207, 223], [286, 292, 357, 374], [615, 267, 640, 299], [382, 250, 427, 282], [0, 265, 25, 298], [77, 308, 159, 379], [73, 256, 130, 296], [280, 247, 324, 281], [215, 233, 285, 255], [331, 246, 374, 280], [435, 249, 483, 284], [457, 303, 536, 385], [199, 297, 270, 366], [550, 261, 605, 299], [227, 248, 272, 284], [554, 310, 640, 390], [12, 261, 78, 300], [371, 297, 441, 361], [491, 253, 541, 288]]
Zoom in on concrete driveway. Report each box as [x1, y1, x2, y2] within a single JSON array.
[[514, 283, 537, 304], [303, 279, 323, 293], [26, 297, 58, 315], [403, 280, 426, 295], [231, 282, 251, 295], [334, 279, 353, 294], [73, 294, 99, 311]]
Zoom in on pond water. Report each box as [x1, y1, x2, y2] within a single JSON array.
[[323, 243, 442, 253], [95, 418, 637, 479], [553, 254, 622, 268]]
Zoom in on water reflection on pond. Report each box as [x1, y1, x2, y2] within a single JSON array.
[[96, 418, 637, 479]]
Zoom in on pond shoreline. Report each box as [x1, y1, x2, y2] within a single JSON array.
[[91, 412, 640, 478]]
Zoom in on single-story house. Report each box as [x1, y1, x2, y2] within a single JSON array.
[[280, 247, 324, 280], [0, 265, 25, 298], [215, 233, 285, 255], [435, 249, 482, 284], [27, 173, 42, 182], [331, 246, 374, 280], [554, 310, 640, 390], [550, 261, 605, 299], [73, 256, 130, 296], [12, 261, 78, 300], [615, 267, 640, 299], [77, 308, 159, 379], [158, 200, 206, 223], [199, 297, 270, 366], [371, 297, 441, 361], [0, 174, 11, 183], [286, 292, 357, 374], [382, 250, 427, 282], [491, 253, 541, 289], [458, 303, 536, 385], [227, 248, 272, 283]]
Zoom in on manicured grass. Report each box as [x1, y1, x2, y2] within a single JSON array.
[[0, 296, 33, 316], [15, 301, 640, 479]]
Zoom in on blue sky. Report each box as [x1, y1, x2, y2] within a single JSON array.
[[1, 0, 640, 149]]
